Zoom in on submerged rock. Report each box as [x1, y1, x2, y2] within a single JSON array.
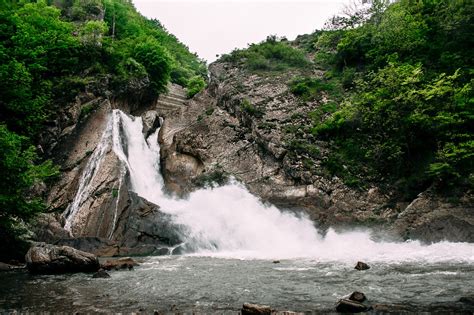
[[242, 303, 272, 315], [354, 261, 370, 271], [102, 257, 139, 271], [335, 299, 370, 313], [25, 243, 100, 274], [92, 268, 111, 278], [460, 296, 474, 305]]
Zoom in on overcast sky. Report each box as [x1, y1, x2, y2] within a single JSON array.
[[133, 0, 352, 63]]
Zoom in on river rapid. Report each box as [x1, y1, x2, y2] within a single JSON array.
[[1, 255, 474, 313]]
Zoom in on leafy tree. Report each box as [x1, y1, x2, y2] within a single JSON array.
[[186, 76, 206, 98], [0, 125, 58, 230]]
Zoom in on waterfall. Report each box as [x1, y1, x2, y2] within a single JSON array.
[[63, 118, 114, 232], [66, 110, 474, 262]]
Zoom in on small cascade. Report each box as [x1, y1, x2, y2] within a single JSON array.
[[63, 119, 114, 232], [66, 109, 474, 262]]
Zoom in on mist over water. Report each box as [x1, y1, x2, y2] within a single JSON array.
[[102, 110, 474, 262]]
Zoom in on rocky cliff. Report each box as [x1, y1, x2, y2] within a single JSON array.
[[158, 60, 474, 243], [38, 55, 473, 252]]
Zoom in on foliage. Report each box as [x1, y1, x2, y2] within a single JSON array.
[[289, 77, 341, 101], [222, 36, 309, 72], [0, 125, 58, 230], [285, 0, 474, 193], [186, 76, 206, 98]]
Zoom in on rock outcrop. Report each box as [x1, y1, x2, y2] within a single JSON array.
[[25, 243, 100, 274], [392, 190, 474, 243]]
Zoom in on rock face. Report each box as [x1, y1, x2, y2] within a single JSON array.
[[155, 60, 474, 241], [392, 190, 474, 243], [157, 62, 395, 229], [42, 58, 473, 247], [45, 97, 185, 255], [25, 243, 100, 274]]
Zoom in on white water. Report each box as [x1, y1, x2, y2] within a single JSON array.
[[69, 110, 474, 263]]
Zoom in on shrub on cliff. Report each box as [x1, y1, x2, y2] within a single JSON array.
[[222, 36, 309, 72]]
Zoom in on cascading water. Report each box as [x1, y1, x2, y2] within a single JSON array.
[[68, 109, 474, 263]]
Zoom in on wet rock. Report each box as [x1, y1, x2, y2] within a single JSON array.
[[460, 296, 474, 305], [354, 261, 370, 271], [31, 213, 70, 244], [242, 303, 272, 315], [348, 291, 367, 303], [25, 243, 100, 274], [93, 269, 111, 278], [335, 299, 370, 313], [55, 237, 119, 257], [393, 190, 474, 243], [141, 110, 160, 138], [114, 192, 186, 252], [273, 260, 280, 264], [102, 257, 139, 271], [372, 304, 412, 312], [0, 262, 14, 271]]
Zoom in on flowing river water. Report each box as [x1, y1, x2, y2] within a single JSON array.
[[1, 110, 473, 313]]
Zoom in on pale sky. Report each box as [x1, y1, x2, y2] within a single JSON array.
[[133, 0, 352, 63]]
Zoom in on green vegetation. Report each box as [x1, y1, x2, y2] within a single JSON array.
[[289, 76, 342, 102], [222, 35, 309, 72], [308, 0, 473, 192], [187, 76, 207, 98], [240, 99, 264, 118], [0, 0, 206, 255]]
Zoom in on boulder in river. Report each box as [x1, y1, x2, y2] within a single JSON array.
[[242, 303, 272, 315], [335, 299, 370, 313], [348, 291, 367, 303], [354, 261, 370, 271], [102, 257, 139, 270], [460, 296, 474, 306], [25, 243, 100, 274], [93, 268, 111, 278]]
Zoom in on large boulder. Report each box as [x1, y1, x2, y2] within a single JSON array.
[[25, 243, 100, 274]]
